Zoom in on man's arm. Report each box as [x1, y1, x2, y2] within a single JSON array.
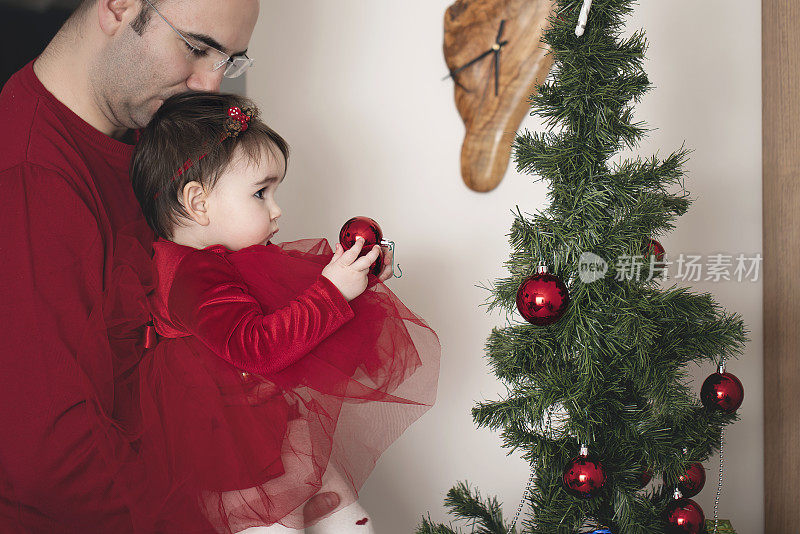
[[0, 163, 134, 532]]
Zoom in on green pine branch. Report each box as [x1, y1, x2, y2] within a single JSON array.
[[416, 482, 514, 534]]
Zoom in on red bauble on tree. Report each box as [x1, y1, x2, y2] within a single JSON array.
[[663, 496, 705, 534], [642, 238, 667, 274], [562, 446, 606, 498], [645, 238, 665, 262], [339, 216, 384, 276], [700, 369, 744, 413], [516, 266, 570, 326], [677, 462, 706, 498]]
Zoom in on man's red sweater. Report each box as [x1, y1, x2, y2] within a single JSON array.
[[0, 60, 152, 533]]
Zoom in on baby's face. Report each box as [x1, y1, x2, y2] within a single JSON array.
[[204, 144, 286, 251]]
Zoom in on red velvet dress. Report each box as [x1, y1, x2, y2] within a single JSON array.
[[136, 237, 440, 532]]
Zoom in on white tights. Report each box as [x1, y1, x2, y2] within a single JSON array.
[[239, 500, 375, 534]]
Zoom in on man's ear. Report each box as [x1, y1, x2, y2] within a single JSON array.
[[180, 181, 211, 226], [97, 0, 139, 37]]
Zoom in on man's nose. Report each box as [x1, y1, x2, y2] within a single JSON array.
[[186, 68, 225, 92]]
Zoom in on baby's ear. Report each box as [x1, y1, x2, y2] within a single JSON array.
[[180, 181, 211, 226]]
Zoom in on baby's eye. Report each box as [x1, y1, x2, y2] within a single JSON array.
[[254, 188, 266, 199]]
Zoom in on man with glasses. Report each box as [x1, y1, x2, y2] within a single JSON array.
[[0, 1, 340, 531]]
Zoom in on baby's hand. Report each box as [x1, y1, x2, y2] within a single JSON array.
[[322, 237, 381, 301]]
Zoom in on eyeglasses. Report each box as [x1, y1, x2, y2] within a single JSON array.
[[142, 0, 254, 79]]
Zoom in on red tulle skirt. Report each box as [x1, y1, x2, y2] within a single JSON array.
[[131, 238, 440, 532]]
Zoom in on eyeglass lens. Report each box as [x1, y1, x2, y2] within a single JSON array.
[[184, 47, 249, 79], [224, 57, 253, 79]]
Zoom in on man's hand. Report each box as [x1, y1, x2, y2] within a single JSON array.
[[376, 245, 394, 282]]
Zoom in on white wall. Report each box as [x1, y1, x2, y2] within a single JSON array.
[[248, 1, 763, 532]]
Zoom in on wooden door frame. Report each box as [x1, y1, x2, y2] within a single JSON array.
[[763, 1, 800, 532]]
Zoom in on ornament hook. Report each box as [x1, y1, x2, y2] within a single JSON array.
[[381, 239, 402, 278]]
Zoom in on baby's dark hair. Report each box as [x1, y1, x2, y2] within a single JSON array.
[[131, 92, 289, 240]]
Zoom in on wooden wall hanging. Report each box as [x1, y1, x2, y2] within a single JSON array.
[[443, 0, 556, 192]]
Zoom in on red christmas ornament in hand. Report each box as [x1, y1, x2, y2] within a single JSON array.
[[339, 216, 384, 276], [677, 462, 706, 498], [516, 267, 570, 326], [562, 447, 606, 498], [663, 497, 705, 534], [700, 371, 744, 413]]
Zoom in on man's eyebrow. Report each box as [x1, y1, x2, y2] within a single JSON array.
[[185, 31, 248, 57]]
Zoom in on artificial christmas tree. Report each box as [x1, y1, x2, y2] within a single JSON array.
[[418, 1, 747, 533]]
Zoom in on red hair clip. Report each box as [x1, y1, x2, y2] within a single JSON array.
[[223, 105, 256, 139], [228, 106, 250, 131]]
